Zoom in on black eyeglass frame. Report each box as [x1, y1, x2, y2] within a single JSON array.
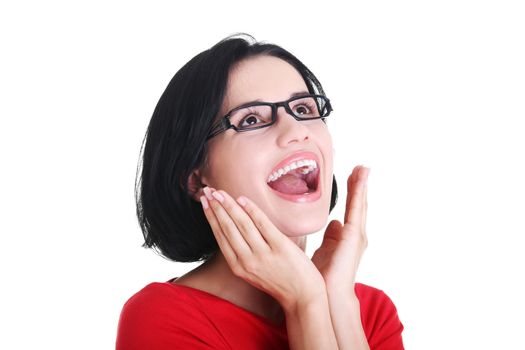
[[206, 94, 333, 140]]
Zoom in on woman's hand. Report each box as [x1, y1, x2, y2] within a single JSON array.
[[311, 165, 370, 298], [199, 188, 326, 311]]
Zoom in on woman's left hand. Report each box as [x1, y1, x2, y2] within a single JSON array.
[[311, 165, 370, 297]]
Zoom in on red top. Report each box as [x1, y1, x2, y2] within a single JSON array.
[[116, 280, 404, 349]]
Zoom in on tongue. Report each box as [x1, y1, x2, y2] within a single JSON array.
[[268, 173, 309, 195]]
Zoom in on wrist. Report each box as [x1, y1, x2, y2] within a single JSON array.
[[281, 283, 328, 314], [326, 283, 356, 299], [326, 288, 361, 312]]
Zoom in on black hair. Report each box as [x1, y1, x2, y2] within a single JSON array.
[[135, 33, 338, 262]]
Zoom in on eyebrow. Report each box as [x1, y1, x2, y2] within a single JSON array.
[[232, 91, 311, 110]]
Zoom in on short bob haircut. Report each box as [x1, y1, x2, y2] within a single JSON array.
[[135, 33, 338, 262]]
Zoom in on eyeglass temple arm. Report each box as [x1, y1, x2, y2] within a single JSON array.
[[207, 118, 231, 140]]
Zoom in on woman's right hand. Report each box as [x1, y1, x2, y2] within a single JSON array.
[[200, 187, 326, 311]]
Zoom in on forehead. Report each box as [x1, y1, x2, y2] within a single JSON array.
[[220, 55, 309, 114]]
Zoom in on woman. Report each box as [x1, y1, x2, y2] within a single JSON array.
[[116, 34, 404, 349]]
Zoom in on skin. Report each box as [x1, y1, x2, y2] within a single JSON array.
[[178, 55, 370, 349], [196, 55, 334, 238]]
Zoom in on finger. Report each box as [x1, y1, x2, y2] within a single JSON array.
[[202, 186, 217, 201], [212, 190, 270, 253], [235, 195, 287, 250], [362, 183, 368, 228], [344, 166, 363, 224], [207, 191, 253, 259], [344, 166, 369, 227], [362, 184, 368, 247], [200, 196, 238, 264], [322, 219, 343, 242], [343, 166, 360, 222]]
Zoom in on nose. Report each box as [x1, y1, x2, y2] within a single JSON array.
[[274, 105, 310, 147]]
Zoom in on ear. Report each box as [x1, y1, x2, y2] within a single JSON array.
[[186, 168, 207, 201]]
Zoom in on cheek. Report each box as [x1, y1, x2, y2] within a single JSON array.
[[204, 143, 266, 193], [316, 126, 334, 172]]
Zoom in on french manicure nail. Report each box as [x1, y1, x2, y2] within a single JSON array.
[[237, 196, 247, 207], [200, 196, 209, 209], [212, 191, 225, 202], [203, 187, 213, 201]]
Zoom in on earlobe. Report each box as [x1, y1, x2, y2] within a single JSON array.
[[187, 169, 207, 201]]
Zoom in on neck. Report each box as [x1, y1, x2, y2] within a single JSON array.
[[175, 235, 308, 325]]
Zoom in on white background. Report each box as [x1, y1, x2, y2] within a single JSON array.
[[1, 1, 524, 349]]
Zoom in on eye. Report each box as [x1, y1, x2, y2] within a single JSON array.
[[230, 105, 273, 130], [240, 114, 264, 127], [290, 96, 320, 117], [294, 104, 312, 115]]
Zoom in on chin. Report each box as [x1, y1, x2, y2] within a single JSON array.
[[277, 215, 328, 237]]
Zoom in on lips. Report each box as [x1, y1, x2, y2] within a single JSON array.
[[266, 150, 322, 202], [267, 151, 321, 178]]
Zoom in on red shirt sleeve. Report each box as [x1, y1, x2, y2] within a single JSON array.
[[355, 283, 405, 350]]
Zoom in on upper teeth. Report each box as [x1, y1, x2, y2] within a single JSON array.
[[267, 159, 318, 183]]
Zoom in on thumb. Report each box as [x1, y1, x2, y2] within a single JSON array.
[[323, 220, 343, 241]]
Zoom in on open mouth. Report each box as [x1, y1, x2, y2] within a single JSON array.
[[266, 158, 321, 201]]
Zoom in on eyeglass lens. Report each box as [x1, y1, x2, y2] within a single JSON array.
[[229, 96, 327, 131]]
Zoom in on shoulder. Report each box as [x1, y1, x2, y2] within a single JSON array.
[[354, 282, 398, 310], [116, 282, 226, 350], [354, 283, 405, 350], [119, 282, 184, 312], [118, 282, 190, 323]]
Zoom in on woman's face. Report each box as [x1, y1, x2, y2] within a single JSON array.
[[199, 55, 334, 237]]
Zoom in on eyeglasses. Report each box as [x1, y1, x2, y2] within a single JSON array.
[[206, 94, 333, 140]]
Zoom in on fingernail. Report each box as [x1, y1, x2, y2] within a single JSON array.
[[200, 196, 209, 209], [203, 187, 213, 201], [236, 196, 247, 207], [212, 191, 224, 202]]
